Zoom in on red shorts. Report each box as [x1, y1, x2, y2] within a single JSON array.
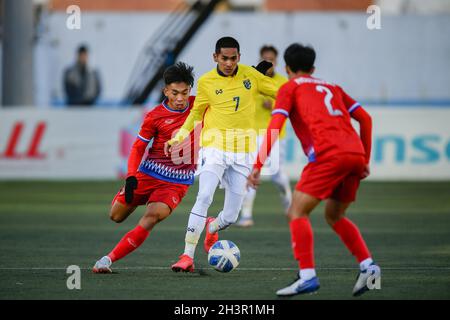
[[112, 172, 189, 210], [296, 153, 366, 202]]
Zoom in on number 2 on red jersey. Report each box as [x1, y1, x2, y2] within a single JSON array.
[[316, 85, 343, 117]]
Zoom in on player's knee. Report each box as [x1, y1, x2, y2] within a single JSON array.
[[289, 208, 309, 219], [144, 210, 160, 224], [109, 211, 125, 223], [140, 213, 158, 230], [144, 203, 171, 225]]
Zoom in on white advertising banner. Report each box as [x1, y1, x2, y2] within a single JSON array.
[[0, 108, 143, 179], [0, 107, 449, 180]]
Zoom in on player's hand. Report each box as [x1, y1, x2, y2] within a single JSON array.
[[247, 168, 261, 190], [164, 140, 178, 157], [361, 164, 370, 179], [253, 60, 273, 76], [124, 176, 138, 204]]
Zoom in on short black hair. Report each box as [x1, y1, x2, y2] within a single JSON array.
[[163, 62, 194, 87], [77, 45, 88, 54], [215, 36, 240, 54], [260, 45, 278, 57], [283, 43, 316, 73]]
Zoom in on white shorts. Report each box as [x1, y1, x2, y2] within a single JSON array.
[[197, 147, 255, 195], [257, 135, 286, 176]]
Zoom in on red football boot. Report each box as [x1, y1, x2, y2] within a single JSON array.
[[171, 254, 195, 273], [204, 217, 219, 253]]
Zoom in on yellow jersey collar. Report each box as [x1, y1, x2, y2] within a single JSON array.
[[216, 65, 239, 77]]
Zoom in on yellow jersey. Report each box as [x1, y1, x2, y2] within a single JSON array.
[[254, 73, 288, 139], [171, 64, 278, 153]]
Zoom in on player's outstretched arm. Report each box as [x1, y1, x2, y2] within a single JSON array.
[[351, 107, 372, 178]]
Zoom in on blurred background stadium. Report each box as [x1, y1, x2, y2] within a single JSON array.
[[0, 0, 449, 300]]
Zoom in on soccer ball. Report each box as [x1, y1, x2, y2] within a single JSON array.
[[207, 240, 240, 273]]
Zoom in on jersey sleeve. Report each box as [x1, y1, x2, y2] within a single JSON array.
[[137, 112, 156, 143], [250, 67, 278, 99], [338, 86, 361, 114], [272, 82, 295, 118], [350, 106, 372, 163], [170, 80, 208, 144], [127, 112, 155, 177], [127, 138, 148, 177]]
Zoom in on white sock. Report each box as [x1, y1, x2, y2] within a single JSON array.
[[360, 258, 374, 271], [184, 244, 196, 259], [300, 268, 316, 281], [184, 212, 206, 258], [240, 188, 256, 220], [183, 171, 219, 258]]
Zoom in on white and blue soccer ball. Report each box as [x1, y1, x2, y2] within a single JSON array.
[[207, 240, 240, 273]]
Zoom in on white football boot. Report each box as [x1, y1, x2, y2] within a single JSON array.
[[353, 263, 381, 296], [276, 275, 320, 296], [92, 256, 112, 273]]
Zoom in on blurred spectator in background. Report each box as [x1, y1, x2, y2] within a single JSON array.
[[63, 45, 101, 106]]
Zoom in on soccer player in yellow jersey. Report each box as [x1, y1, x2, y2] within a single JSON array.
[[237, 45, 292, 227], [165, 37, 278, 272]]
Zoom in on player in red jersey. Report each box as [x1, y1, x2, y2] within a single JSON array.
[[93, 62, 199, 273], [247, 44, 381, 297]]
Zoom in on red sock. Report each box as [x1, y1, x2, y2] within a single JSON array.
[[290, 217, 314, 269], [332, 217, 371, 263], [108, 225, 149, 262]]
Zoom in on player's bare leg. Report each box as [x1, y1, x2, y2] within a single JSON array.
[[92, 201, 137, 273], [324, 199, 350, 225], [139, 202, 171, 230], [277, 190, 321, 296], [288, 190, 320, 218], [325, 199, 380, 296], [109, 200, 137, 223], [94, 202, 171, 274]]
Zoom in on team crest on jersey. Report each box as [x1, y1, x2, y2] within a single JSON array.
[[243, 79, 251, 90], [165, 119, 175, 124]]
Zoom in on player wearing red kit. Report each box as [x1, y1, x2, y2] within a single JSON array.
[[93, 62, 198, 273], [247, 44, 381, 297]]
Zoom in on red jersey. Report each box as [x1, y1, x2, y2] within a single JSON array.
[[272, 75, 365, 162], [136, 96, 199, 185]]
